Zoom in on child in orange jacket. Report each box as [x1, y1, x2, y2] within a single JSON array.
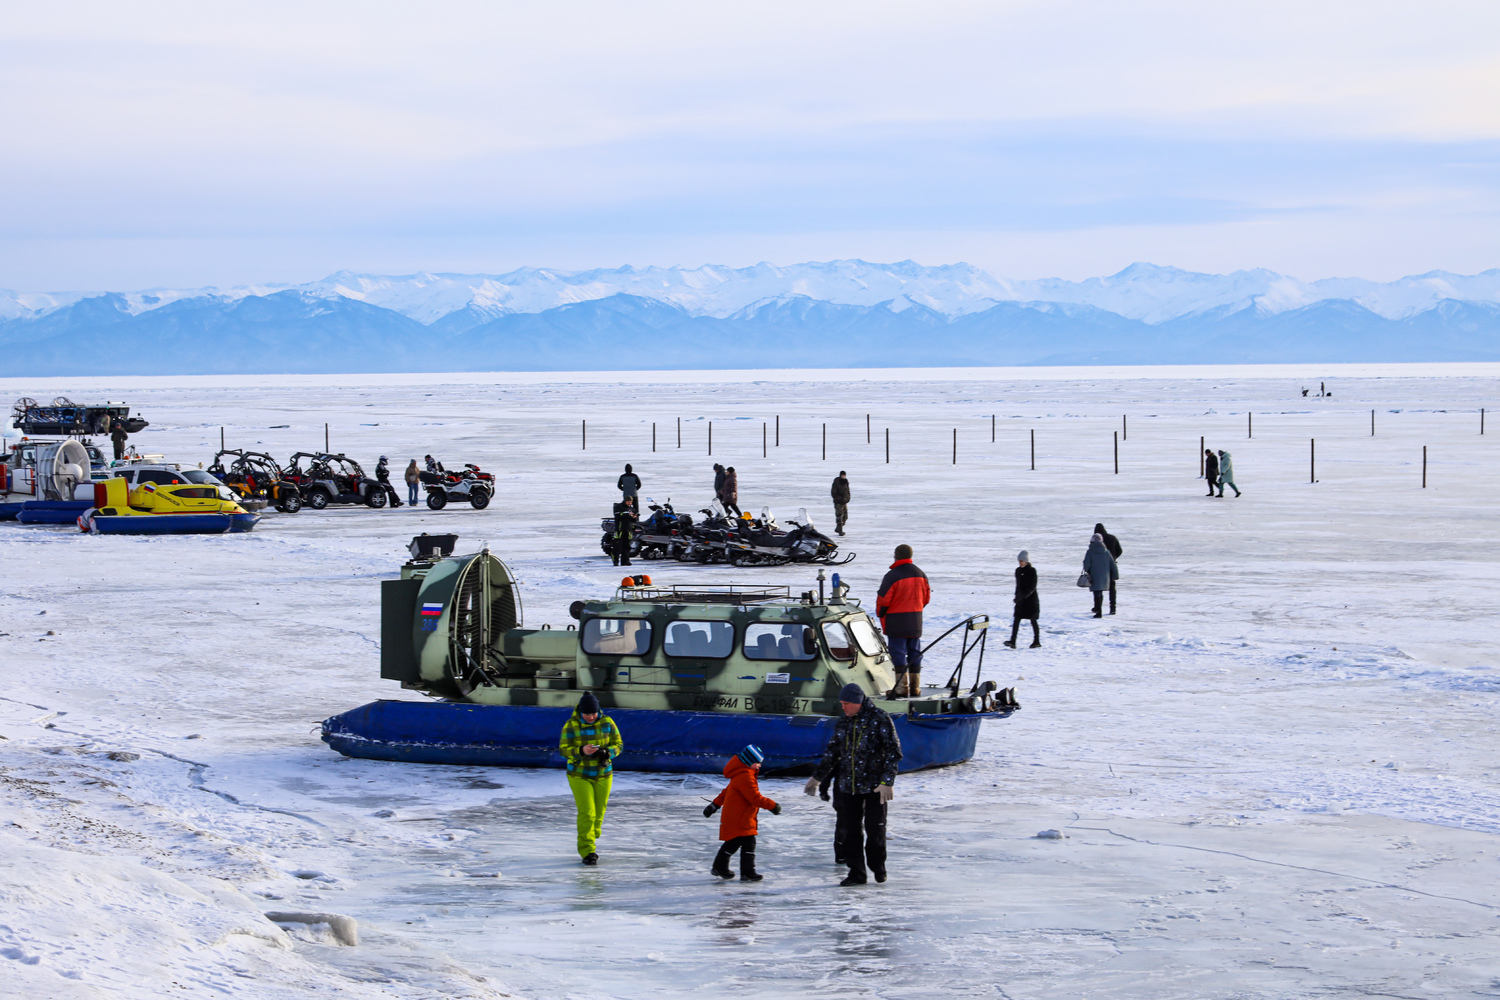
[[703, 744, 780, 882]]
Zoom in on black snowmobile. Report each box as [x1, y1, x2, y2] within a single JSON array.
[[725, 507, 853, 567], [286, 452, 387, 509], [600, 497, 691, 560], [208, 450, 302, 513]]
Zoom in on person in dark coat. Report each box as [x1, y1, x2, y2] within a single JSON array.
[[1083, 533, 1118, 617], [617, 463, 641, 510], [610, 508, 635, 567], [830, 471, 851, 535], [374, 455, 404, 507], [1093, 522, 1121, 613], [1204, 448, 1220, 497], [876, 544, 931, 698], [1006, 550, 1040, 648], [110, 418, 128, 460], [722, 467, 741, 516], [804, 683, 902, 886]]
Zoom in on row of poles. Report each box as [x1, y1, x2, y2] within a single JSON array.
[[583, 409, 1484, 486]]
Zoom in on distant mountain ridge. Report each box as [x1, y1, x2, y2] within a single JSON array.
[[2, 260, 1499, 374]]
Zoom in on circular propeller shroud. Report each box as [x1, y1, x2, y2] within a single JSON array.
[[447, 551, 521, 695]]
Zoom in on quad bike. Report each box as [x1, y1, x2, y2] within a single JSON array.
[[420, 463, 494, 510], [208, 449, 302, 513], [285, 452, 387, 509]]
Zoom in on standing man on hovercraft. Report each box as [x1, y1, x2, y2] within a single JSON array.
[[877, 543, 930, 699]]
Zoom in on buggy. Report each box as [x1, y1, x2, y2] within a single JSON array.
[[207, 450, 302, 513], [285, 452, 387, 509]]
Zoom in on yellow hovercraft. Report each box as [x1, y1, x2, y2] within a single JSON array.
[[79, 477, 261, 535]]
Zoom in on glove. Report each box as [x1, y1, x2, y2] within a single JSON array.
[[876, 784, 895, 805], [703, 803, 719, 818], [770, 804, 782, 816], [803, 776, 820, 796], [819, 778, 831, 802]]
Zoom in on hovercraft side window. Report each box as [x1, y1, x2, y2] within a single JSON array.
[[582, 617, 653, 656], [743, 623, 815, 661], [663, 620, 734, 658], [822, 621, 855, 660], [849, 618, 885, 657]]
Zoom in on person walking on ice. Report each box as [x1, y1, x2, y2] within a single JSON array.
[[703, 744, 780, 882], [559, 692, 623, 866], [1082, 533, 1118, 618], [1093, 522, 1122, 614], [1204, 448, 1220, 497], [404, 459, 420, 507], [830, 470, 851, 535], [877, 544, 930, 698], [805, 683, 902, 886], [1216, 450, 1241, 497], [1006, 550, 1040, 648], [617, 463, 641, 510]]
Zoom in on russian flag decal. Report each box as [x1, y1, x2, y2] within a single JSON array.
[[421, 603, 443, 616]]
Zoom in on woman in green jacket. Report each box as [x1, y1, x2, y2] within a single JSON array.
[[559, 692, 624, 865]]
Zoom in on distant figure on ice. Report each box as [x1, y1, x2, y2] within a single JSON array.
[[110, 417, 129, 460], [1082, 533, 1118, 618], [1006, 550, 1040, 648], [374, 456, 403, 507], [559, 692, 622, 866], [404, 459, 420, 506], [877, 544, 930, 698], [1204, 448, 1220, 497], [804, 683, 902, 886], [1093, 522, 1122, 614], [713, 463, 727, 506], [1216, 450, 1241, 497], [703, 744, 780, 882], [830, 471, 851, 536], [617, 463, 641, 510], [722, 467, 741, 516], [610, 506, 636, 567]]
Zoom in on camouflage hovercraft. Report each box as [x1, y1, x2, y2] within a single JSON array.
[[321, 535, 1019, 773]]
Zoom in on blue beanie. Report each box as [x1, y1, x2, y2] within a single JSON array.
[[838, 682, 864, 703], [737, 745, 764, 766], [577, 692, 601, 715]]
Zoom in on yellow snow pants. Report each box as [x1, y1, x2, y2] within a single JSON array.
[[568, 773, 613, 858]]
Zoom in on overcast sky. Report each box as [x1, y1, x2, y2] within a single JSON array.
[[3, 0, 1499, 289]]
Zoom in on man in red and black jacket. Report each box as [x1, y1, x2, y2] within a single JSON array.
[[876, 543, 930, 698]]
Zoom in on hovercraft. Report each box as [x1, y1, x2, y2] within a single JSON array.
[[78, 477, 260, 535], [322, 535, 1018, 774]]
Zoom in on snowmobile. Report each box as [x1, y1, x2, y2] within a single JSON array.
[[600, 498, 691, 560], [285, 452, 387, 509], [681, 502, 742, 563], [420, 463, 493, 510], [207, 450, 302, 513], [321, 543, 1018, 772], [725, 507, 853, 567]]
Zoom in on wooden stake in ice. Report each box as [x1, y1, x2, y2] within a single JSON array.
[[885, 427, 889, 464], [1030, 428, 1035, 471], [581, 420, 585, 451], [952, 428, 956, 465], [708, 421, 712, 456], [822, 423, 826, 461], [762, 423, 766, 458], [1310, 438, 1316, 483], [1113, 431, 1118, 474], [1423, 446, 1427, 488], [652, 423, 656, 452]]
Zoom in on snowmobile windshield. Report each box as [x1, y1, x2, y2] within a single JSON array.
[[582, 618, 653, 656], [743, 623, 816, 661], [663, 620, 734, 658], [822, 621, 855, 660], [849, 618, 885, 657]]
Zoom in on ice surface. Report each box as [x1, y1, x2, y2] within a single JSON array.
[[1, 364, 1498, 998]]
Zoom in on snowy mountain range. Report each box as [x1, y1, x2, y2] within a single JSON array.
[[3, 261, 1499, 374]]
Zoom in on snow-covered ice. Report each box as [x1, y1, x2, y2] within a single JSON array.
[[2, 364, 1498, 998]]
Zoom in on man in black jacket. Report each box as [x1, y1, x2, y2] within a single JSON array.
[[617, 464, 641, 511], [1203, 448, 1219, 497], [805, 683, 902, 886], [1093, 522, 1122, 615], [830, 471, 850, 535]]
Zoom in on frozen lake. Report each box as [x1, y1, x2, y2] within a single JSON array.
[[2, 364, 1498, 999]]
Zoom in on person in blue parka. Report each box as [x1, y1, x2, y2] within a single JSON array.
[[1083, 533, 1118, 618]]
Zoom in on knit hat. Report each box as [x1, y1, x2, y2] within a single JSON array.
[[737, 745, 765, 767], [1091, 533, 1103, 544], [1017, 550, 1029, 563], [838, 682, 864, 704], [577, 692, 601, 715]]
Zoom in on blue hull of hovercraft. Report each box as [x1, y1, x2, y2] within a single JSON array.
[[13, 500, 94, 525], [321, 699, 1010, 774], [89, 511, 260, 534]]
